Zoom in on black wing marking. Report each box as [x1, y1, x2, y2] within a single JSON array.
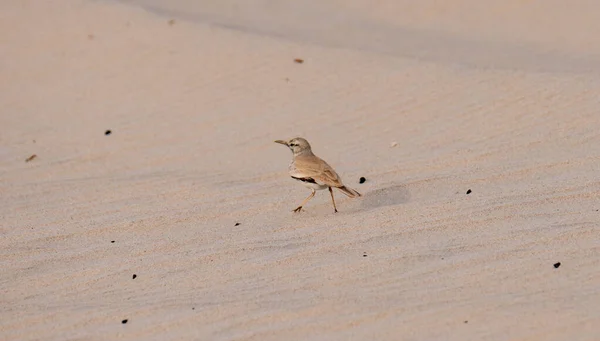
[[291, 176, 317, 184]]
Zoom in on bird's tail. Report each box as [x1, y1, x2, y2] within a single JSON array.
[[337, 185, 362, 198]]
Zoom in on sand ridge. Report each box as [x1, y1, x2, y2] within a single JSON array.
[[2, 0, 600, 340]]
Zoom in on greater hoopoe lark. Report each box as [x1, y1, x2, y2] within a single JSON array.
[[275, 137, 361, 213]]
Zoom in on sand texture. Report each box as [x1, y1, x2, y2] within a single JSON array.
[[2, 0, 600, 340]]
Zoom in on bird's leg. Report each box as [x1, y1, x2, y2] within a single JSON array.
[[328, 187, 338, 213], [293, 189, 316, 212]]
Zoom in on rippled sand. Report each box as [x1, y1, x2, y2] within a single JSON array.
[[2, 1, 600, 340]]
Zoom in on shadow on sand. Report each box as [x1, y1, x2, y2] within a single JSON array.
[[359, 184, 410, 210]]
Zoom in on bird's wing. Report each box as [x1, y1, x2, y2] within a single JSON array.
[[291, 155, 344, 187]]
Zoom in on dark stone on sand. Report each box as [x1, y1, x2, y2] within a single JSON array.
[[359, 177, 366, 184], [235, 223, 240, 226], [466, 189, 472, 194], [554, 262, 561, 268], [132, 274, 137, 279], [105, 130, 112, 136], [111, 241, 115, 243], [122, 319, 128, 324]]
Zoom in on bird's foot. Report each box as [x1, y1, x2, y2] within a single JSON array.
[[293, 206, 303, 213]]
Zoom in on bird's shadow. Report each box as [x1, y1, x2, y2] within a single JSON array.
[[358, 183, 411, 210]]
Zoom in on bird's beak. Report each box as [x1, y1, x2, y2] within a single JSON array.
[[274, 140, 288, 146]]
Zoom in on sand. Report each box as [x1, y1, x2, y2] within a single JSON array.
[[2, 0, 600, 340]]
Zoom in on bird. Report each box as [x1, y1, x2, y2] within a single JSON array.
[[274, 137, 361, 213]]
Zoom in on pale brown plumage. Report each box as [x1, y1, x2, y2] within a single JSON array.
[[290, 154, 361, 197], [275, 137, 361, 213]]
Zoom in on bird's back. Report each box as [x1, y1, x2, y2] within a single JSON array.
[[290, 154, 344, 188]]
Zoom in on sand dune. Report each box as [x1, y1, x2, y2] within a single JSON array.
[[2, 0, 600, 340]]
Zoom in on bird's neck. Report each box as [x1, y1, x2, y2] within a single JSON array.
[[293, 149, 314, 157]]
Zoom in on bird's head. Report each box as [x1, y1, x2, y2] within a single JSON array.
[[274, 137, 312, 155]]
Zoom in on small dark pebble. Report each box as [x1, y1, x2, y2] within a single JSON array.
[[25, 154, 37, 162], [363, 253, 367, 257], [359, 177, 366, 184], [294, 58, 304, 64], [105, 130, 112, 136], [466, 189, 472, 194], [111, 240, 115, 243], [121, 319, 128, 324], [554, 262, 561, 269], [234, 223, 240, 226], [192, 307, 195, 310], [464, 320, 468, 324], [132, 274, 137, 279]]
